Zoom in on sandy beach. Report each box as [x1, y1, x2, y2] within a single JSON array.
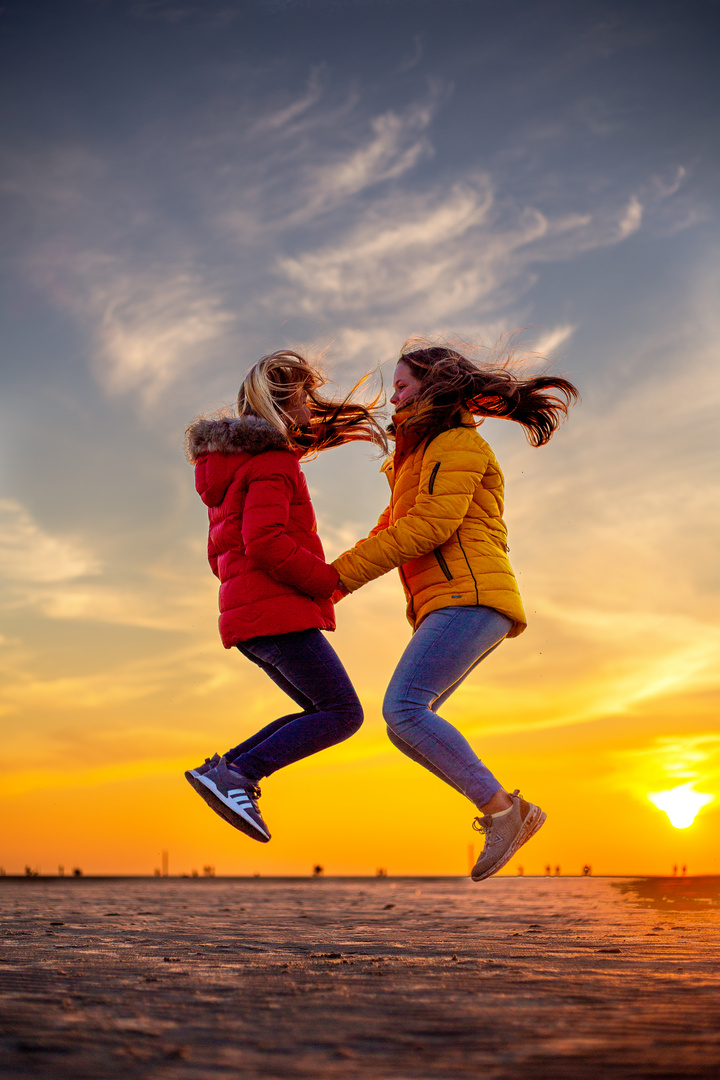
[[1, 874, 719, 1078]]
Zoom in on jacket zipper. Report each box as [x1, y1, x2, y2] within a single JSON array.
[[399, 565, 415, 618], [428, 463, 452, 578], [428, 461, 440, 494], [434, 548, 453, 580], [456, 527, 479, 604]]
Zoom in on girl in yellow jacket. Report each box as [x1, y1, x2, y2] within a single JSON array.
[[332, 342, 578, 881]]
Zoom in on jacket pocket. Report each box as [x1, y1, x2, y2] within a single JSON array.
[[428, 461, 441, 494], [434, 548, 453, 580]]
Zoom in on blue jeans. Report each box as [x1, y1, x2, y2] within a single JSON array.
[[225, 629, 363, 782], [383, 606, 513, 809]]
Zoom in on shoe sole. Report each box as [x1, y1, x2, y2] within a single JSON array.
[[471, 805, 546, 882], [196, 773, 272, 841], [185, 771, 271, 843]]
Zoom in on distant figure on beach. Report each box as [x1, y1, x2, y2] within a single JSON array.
[[184, 351, 386, 842], [332, 339, 578, 881]]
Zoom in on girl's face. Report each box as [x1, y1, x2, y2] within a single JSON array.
[[284, 385, 312, 427], [390, 361, 423, 410]]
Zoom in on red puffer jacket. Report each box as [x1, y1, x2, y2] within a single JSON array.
[[187, 416, 339, 646]]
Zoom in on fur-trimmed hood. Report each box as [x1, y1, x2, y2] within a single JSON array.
[[186, 415, 289, 463]]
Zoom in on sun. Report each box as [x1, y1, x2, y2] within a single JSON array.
[[647, 783, 715, 829]]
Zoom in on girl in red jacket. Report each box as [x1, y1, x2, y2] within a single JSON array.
[[185, 351, 385, 843]]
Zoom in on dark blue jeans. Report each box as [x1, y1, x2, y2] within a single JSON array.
[[224, 629, 363, 782]]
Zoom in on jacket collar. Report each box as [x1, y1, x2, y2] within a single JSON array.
[[390, 405, 477, 459], [186, 415, 289, 462]]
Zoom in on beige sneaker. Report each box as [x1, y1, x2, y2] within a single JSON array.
[[471, 790, 545, 881]]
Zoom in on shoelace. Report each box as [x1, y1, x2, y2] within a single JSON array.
[[472, 790, 523, 837], [472, 814, 494, 835], [224, 758, 262, 804]]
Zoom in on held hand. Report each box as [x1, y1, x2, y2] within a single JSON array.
[[331, 581, 351, 605]]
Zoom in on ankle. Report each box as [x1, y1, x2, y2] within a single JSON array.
[[480, 790, 513, 816]]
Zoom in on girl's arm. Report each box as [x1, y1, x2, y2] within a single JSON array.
[[207, 546, 220, 578], [368, 504, 391, 537], [332, 439, 483, 592], [330, 503, 391, 603], [242, 471, 339, 599]]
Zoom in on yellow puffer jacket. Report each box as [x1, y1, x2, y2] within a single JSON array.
[[332, 412, 527, 636]]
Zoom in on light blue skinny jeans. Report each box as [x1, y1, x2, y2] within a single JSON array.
[[383, 605, 513, 809]]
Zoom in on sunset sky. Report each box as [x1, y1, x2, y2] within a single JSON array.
[[2, 0, 719, 878]]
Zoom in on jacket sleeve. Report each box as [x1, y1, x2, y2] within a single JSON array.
[[368, 504, 391, 537], [207, 544, 220, 579], [242, 469, 339, 599], [332, 437, 481, 592]]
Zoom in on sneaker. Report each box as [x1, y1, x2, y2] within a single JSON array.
[[186, 755, 271, 843], [185, 753, 241, 831], [187, 752, 221, 779], [470, 790, 545, 882]]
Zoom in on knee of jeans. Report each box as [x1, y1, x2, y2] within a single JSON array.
[[382, 695, 412, 733], [385, 723, 405, 750], [338, 698, 363, 735]]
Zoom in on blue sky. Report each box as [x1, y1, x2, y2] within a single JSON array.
[[1, 0, 719, 873]]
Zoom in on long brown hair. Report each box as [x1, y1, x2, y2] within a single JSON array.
[[239, 350, 388, 456], [393, 340, 579, 447]]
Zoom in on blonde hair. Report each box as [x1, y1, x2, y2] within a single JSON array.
[[238, 351, 314, 437], [238, 350, 388, 455]]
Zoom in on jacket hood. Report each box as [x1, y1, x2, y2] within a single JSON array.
[[186, 415, 289, 463]]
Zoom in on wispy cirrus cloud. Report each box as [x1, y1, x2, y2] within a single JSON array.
[[278, 178, 495, 315], [10, 69, 693, 413], [0, 638, 226, 722], [95, 268, 235, 403], [272, 176, 658, 361], [221, 94, 441, 231], [250, 67, 325, 133], [24, 242, 235, 407], [0, 500, 101, 585], [298, 101, 436, 218], [616, 194, 643, 239], [0, 495, 218, 638]]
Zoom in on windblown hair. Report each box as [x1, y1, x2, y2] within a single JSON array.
[[393, 340, 579, 448], [238, 350, 388, 456]]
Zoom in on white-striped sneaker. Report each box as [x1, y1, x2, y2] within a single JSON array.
[[187, 752, 221, 780], [189, 755, 271, 843], [185, 752, 242, 831]]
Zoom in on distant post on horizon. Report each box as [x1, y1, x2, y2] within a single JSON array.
[[161, 851, 169, 878]]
